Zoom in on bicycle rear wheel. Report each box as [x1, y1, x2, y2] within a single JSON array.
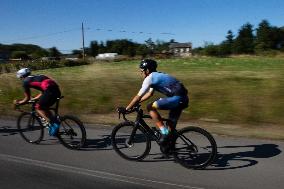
[[111, 121, 151, 161], [173, 126, 217, 169], [57, 115, 86, 149], [17, 112, 44, 144]]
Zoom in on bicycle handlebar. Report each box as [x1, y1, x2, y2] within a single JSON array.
[[117, 103, 170, 122], [117, 104, 141, 121], [14, 96, 64, 112], [14, 99, 37, 112]]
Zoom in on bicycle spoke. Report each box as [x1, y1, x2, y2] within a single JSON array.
[[111, 122, 151, 161], [17, 113, 44, 144], [57, 115, 86, 149], [173, 127, 217, 169]]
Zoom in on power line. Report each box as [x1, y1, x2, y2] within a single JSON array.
[[1, 26, 175, 44], [2, 27, 81, 43], [88, 27, 175, 35]]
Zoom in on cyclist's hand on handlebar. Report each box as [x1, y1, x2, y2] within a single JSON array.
[[117, 107, 127, 114], [13, 99, 20, 105], [13, 100, 20, 110]]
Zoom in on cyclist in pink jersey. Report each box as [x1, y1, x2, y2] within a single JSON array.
[[14, 68, 61, 136]]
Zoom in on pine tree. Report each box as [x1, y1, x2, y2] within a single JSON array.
[[255, 20, 273, 51], [233, 23, 255, 54], [49, 47, 61, 58], [219, 30, 235, 55]]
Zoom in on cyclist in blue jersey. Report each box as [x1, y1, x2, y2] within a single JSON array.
[[13, 68, 61, 136], [118, 59, 189, 146]]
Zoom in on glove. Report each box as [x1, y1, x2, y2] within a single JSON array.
[[117, 107, 127, 114]]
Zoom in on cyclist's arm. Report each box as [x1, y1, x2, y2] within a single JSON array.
[[126, 76, 152, 110], [31, 93, 42, 101], [126, 95, 142, 110], [15, 81, 31, 105], [140, 88, 154, 103], [16, 91, 31, 105]]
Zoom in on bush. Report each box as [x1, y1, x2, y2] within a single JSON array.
[[61, 60, 89, 67], [255, 49, 278, 57], [0, 60, 90, 74]]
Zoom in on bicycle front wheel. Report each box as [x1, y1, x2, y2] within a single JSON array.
[[173, 126, 217, 169], [17, 112, 44, 144], [111, 121, 151, 161], [57, 115, 86, 150]]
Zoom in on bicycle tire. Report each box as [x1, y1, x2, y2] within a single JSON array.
[[17, 112, 44, 144], [173, 126, 217, 169], [111, 121, 151, 161], [57, 115, 86, 150]]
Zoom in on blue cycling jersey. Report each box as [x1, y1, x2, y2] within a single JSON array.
[[138, 72, 188, 97]]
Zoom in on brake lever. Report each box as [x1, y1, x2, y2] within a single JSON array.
[[123, 113, 127, 121]]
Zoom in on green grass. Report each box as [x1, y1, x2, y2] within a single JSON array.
[[1, 56, 284, 125]]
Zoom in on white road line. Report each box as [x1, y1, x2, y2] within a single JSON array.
[[0, 153, 204, 189]]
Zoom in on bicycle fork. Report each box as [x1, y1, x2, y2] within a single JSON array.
[[126, 122, 140, 147]]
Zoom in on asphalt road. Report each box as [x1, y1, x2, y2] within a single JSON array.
[[0, 119, 283, 189]]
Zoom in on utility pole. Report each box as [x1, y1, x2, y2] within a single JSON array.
[[81, 22, 85, 60]]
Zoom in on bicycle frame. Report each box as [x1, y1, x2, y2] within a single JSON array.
[[122, 106, 174, 145], [121, 105, 198, 151]]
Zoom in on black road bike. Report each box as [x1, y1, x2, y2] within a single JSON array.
[[111, 104, 217, 169], [16, 96, 86, 150]]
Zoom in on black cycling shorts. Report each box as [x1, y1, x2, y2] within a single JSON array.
[[35, 87, 61, 110]]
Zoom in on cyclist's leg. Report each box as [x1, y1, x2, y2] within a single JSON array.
[[147, 101, 164, 131], [168, 95, 189, 129], [36, 88, 60, 136], [35, 91, 54, 122], [147, 101, 168, 135], [148, 96, 182, 142], [38, 88, 60, 119], [168, 108, 182, 130]]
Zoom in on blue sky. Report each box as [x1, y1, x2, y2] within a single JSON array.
[[1, 0, 283, 52]]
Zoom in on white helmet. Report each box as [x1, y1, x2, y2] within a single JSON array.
[[16, 68, 31, 78]]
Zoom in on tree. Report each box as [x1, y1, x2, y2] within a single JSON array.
[[11, 51, 30, 60], [0, 43, 49, 59], [233, 23, 255, 54], [155, 40, 170, 52], [169, 39, 176, 43], [270, 27, 284, 50], [219, 30, 235, 55], [203, 42, 219, 56], [48, 47, 61, 57], [145, 38, 155, 56], [99, 39, 139, 57], [31, 49, 49, 59], [226, 30, 234, 44], [72, 49, 83, 58], [98, 41, 106, 54], [89, 40, 100, 57], [255, 20, 274, 51], [136, 44, 148, 57]]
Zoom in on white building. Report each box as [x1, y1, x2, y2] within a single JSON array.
[[95, 53, 118, 60], [169, 42, 192, 57]]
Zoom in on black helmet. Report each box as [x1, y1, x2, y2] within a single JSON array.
[[139, 59, 157, 72]]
